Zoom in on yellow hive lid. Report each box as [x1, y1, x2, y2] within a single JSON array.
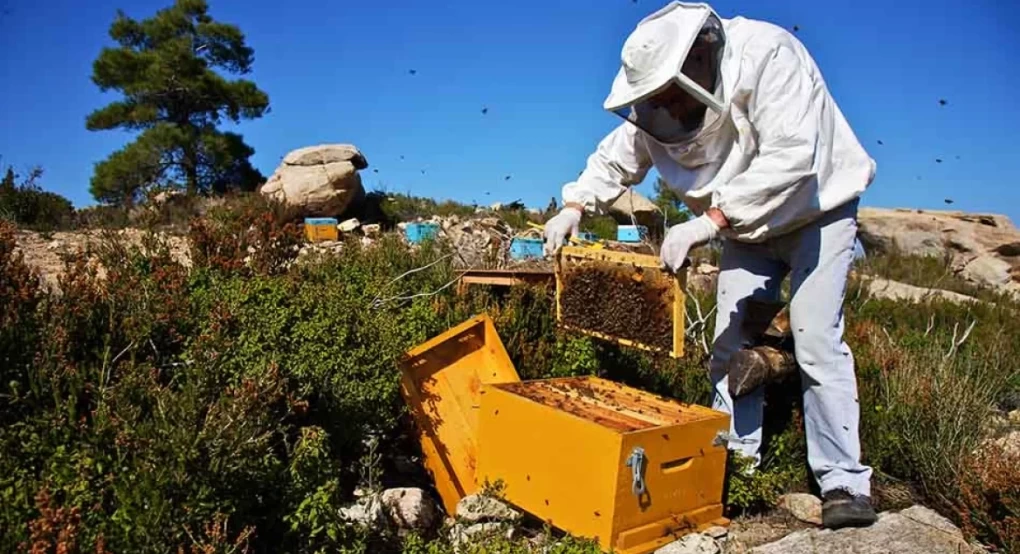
[[399, 314, 520, 515]]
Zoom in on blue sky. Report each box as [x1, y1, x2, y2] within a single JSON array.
[[2, 0, 1019, 221]]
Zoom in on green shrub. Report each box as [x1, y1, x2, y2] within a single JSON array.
[[956, 443, 1020, 552], [856, 248, 995, 300], [0, 221, 42, 420], [4, 192, 1020, 552], [375, 192, 476, 223], [0, 167, 75, 231], [74, 204, 132, 230], [579, 215, 617, 241]]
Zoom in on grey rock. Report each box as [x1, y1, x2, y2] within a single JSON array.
[[962, 255, 1013, 287], [703, 526, 729, 539], [778, 493, 823, 525], [863, 277, 980, 305], [283, 144, 367, 168], [857, 207, 1020, 297], [695, 263, 720, 276], [381, 487, 438, 532], [448, 522, 507, 547], [338, 494, 385, 528], [655, 533, 720, 554], [261, 144, 366, 217], [455, 494, 521, 523], [749, 505, 970, 554], [339, 218, 361, 232]]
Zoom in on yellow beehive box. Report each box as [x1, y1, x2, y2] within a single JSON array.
[[556, 246, 686, 358], [304, 217, 339, 242], [398, 314, 520, 515], [477, 377, 730, 554]]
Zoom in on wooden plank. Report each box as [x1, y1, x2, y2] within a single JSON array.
[[561, 245, 662, 269], [458, 269, 555, 290], [673, 276, 685, 358], [398, 315, 521, 514], [561, 324, 681, 359]]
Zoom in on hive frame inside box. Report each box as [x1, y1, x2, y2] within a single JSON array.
[[556, 246, 686, 359]]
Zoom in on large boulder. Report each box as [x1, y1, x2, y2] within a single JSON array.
[[857, 207, 1020, 296], [260, 144, 367, 217]]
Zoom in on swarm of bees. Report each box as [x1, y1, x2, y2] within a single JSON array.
[[560, 262, 673, 351]]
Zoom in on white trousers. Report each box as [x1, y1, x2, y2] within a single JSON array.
[[709, 199, 872, 496]]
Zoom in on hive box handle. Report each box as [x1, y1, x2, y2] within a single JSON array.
[[660, 457, 694, 474]]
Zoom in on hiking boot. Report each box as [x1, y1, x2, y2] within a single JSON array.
[[822, 489, 877, 529]]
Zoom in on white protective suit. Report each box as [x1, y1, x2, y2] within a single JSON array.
[[562, 3, 875, 241], [562, 2, 875, 497]]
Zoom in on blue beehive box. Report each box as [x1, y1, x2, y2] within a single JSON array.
[[405, 222, 440, 244], [576, 231, 598, 242], [509, 237, 544, 260], [617, 225, 648, 243]]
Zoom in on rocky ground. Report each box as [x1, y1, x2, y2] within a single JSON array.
[[338, 485, 984, 553], [13, 228, 190, 288]]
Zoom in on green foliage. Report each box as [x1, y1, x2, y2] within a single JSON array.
[[86, 0, 269, 203], [74, 204, 133, 229], [725, 453, 798, 513], [654, 177, 691, 226], [0, 166, 75, 231], [2, 193, 1019, 551], [579, 215, 617, 241], [957, 443, 1020, 552], [857, 248, 994, 300], [0, 221, 43, 424], [374, 192, 477, 223]]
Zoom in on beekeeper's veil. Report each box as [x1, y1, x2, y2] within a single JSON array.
[[604, 2, 726, 144]]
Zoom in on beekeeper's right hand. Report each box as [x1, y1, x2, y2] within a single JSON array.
[[543, 207, 582, 256]]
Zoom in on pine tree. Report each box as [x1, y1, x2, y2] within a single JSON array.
[[86, 0, 269, 205]]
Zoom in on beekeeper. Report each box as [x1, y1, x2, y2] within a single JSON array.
[[543, 2, 877, 529]]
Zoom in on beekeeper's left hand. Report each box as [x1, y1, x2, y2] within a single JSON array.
[[660, 214, 720, 272]]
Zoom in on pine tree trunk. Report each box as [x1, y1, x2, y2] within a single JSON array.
[[182, 132, 199, 195]]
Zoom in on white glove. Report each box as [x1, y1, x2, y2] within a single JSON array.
[[660, 214, 720, 272], [543, 207, 582, 256]]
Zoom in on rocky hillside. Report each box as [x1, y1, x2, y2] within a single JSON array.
[[858, 207, 1020, 297]]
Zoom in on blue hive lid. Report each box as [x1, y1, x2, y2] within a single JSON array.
[[305, 217, 338, 225]]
